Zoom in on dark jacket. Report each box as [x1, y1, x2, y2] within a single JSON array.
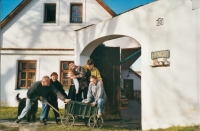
[[27, 81, 66, 101], [47, 79, 68, 101]]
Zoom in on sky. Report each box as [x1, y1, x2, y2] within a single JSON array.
[[1, 0, 23, 21], [0, 0, 154, 21], [103, 0, 154, 14]]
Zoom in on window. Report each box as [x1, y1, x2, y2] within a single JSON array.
[[60, 61, 73, 90], [44, 4, 56, 23], [17, 61, 36, 89], [70, 4, 82, 23]]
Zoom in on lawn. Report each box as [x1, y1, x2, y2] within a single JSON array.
[[0, 107, 199, 131]]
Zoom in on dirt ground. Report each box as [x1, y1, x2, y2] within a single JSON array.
[[0, 100, 141, 131]]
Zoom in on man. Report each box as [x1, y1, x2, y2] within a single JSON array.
[[82, 59, 103, 84], [15, 76, 71, 125], [45, 72, 68, 124], [68, 62, 87, 101], [82, 75, 106, 117]]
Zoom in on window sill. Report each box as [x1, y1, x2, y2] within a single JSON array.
[[13, 89, 28, 93], [41, 23, 59, 26], [67, 22, 85, 26]]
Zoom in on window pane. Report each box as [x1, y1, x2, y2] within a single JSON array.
[[77, 12, 80, 16], [73, 17, 76, 22], [63, 73, 68, 79], [28, 80, 34, 87], [62, 63, 69, 70], [77, 17, 81, 22], [21, 63, 27, 70], [19, 80, 26, 87], [28, 72, 35, 79], [77, 6, 81, 10], [61, 80, 70, 90], [20, 72, 26, 79], [72, 6, 76, 11], [29, 63, 36, 70], [72, 12, 76, 16]]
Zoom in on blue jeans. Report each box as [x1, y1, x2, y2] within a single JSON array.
[[18, 97, 48, 120], [82, 98, 105, 114]]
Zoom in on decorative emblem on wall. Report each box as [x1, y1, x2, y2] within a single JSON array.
[[156, 18, 164, 26], [150, 50, 170, 67]]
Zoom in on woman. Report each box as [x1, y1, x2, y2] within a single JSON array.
[[45, 72, 68, 124]]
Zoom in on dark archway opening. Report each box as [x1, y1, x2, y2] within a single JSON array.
[[90, 44, 141, 129], [90, 44, 121, 120]]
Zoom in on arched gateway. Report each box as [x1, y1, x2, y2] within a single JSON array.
[[74, 0, 200, 130]]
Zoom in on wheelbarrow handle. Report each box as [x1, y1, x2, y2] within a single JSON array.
[[43, 99, 61, 115]]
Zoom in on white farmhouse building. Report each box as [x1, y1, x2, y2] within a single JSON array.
[[0, 0, 114, 105], [1, 0, 200, 130]]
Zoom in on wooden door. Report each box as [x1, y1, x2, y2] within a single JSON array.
[[124, 79, 134, 99], [90, 44, 121, 120]]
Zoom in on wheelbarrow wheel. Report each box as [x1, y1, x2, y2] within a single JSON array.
[[88, 115, 103, 129], [61, 114, 75, 126]]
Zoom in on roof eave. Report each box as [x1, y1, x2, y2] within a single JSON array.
[[96, 0, 116, 17], [0, 0, 31, 29]]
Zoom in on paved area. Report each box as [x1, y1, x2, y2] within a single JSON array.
[[0, 100, 141, 130], [107, 100, 141, 130]]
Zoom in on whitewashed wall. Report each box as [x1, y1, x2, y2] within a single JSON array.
[[0, 54, 73, 107], [1, 0, 112, 107], [104, 37, 141, 49], [75, 0, 199, 130], [1, 0, 112, 49]]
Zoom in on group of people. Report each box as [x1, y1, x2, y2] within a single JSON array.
[[15, 59, 107, 125]]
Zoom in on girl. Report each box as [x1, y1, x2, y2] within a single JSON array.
[[67, 70, 79, 101]]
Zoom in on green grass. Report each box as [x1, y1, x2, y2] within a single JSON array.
[[37, 124, 132, 131], [0, 106, 65, 121], [148, 126, 199, 131], [0, 107, 199, 131]]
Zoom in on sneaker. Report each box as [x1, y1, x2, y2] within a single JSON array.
[[40, 119, 47, 125], [15, 119, 21, 123], [97, 113, 102, 118]]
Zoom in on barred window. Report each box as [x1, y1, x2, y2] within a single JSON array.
[[70, 4, 82, 23], [60, 61, 73, 90], [17, 61, 36, 89]]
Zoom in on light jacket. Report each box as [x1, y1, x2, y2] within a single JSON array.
[[82, 65, 102, 81]]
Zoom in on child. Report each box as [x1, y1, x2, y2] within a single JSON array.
[[67, 70, 79, 101]]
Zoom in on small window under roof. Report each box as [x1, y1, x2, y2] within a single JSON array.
[[43, 4, 56, 23]]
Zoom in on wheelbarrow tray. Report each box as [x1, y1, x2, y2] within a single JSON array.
[[64, 101, 97, 118], [62, 101, 104, 129]]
